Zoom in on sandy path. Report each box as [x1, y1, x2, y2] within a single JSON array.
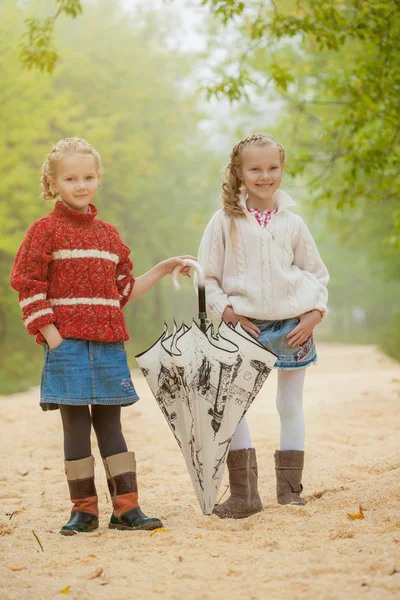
[[0, 344, 399, 600]]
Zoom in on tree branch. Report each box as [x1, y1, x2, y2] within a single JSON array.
[[19, 0, 83, 73]]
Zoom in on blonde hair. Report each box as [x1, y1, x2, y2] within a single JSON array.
[[40, 137, 102, 201], [222, 133, 285, 218]]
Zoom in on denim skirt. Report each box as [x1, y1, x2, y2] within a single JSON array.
[[40, 339, 139, 412], [250, 317, 317, 370]]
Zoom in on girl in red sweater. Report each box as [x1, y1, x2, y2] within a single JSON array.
[[10, 137, 194, 535]]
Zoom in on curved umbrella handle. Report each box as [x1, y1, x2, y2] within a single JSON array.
[[171, 259, 204, 290], [171, 259, 208, 333]]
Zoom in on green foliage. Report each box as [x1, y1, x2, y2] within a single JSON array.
[[201, 0, 245, 23], [19, 0, 83, 73], [1, 0, 221, 394], [202, 0, 400, 235], [202, 0, 400, 358]]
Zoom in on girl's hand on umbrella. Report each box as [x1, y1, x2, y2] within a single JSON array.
[[161, 255, 197, 278], [222, 307, 260, 338], [286, 310, 322, 347]]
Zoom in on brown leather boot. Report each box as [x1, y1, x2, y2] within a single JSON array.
[[213, 448, 262, 519], [274, 450, 305, 506], [61, 456, 99, 535], [103, 451, 163, 531]]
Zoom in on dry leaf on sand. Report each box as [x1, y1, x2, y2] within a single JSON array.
[[59, 586, 70, 595], [347, 505, 364, 520], [149, 528, 170, 537]]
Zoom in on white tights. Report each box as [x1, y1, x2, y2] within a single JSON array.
[[230, 368, 306, 452]]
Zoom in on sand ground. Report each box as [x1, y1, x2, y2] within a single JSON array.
[[0, 343, 399, 600]]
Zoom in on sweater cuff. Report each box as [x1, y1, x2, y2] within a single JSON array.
[[211, 297, 231, 322], [119, 277, 134, 308], [315, 305, 329, 322], [25, 308, 57, 335]]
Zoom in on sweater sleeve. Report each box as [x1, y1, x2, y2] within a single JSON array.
[[112, 227, 135, 308], [10, 220, 57, 335], [197, 211, 231, 321], [292, 218, 329, 319]]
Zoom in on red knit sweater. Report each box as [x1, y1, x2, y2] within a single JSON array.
[[10, 201, 134, 344]]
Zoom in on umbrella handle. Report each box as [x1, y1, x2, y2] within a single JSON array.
[[171, 259, 208, 333], [171, 259, 204, 290]]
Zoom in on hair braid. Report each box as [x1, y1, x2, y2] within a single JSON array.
[[221, 133, 285, 243]]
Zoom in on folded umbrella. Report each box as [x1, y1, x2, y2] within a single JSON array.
[[135, 260, 277, 514]]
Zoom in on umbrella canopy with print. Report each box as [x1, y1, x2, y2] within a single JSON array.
[[135, 260, 277, 514]]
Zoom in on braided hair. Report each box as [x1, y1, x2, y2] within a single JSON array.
[[40, 137, 102, 201], [221, 133, 285, 244]]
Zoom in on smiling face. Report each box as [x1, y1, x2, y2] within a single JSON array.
[[49, 153, 101, 213], [239, 144, 284, 209]]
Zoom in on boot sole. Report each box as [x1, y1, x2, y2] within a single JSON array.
[[60, 522, 99, 536], [109, 520, 163, 531], [214, 507, 262, 519]]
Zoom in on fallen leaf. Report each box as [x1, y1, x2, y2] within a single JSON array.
[[6, 508, 26, 520], [347, 505, 364, 520], [7, 566, 25, 572], [88, 553, 97, 558], [389, 567, 399, 576], [149, 528, 170, 537], [32, 530, 44, 552], [178, 556, 183, 562], [59, 586, 70, 594], [89, 567, 103, 579]]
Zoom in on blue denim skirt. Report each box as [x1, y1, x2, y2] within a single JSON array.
[[40, 339, 139, 412], [250, 317, 317, 370]]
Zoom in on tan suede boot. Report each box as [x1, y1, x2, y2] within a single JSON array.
[[213, 448, 262, 519], [103, 451, 163, 531], [274, 450, 305, 506], [61, 456, 99, 535]]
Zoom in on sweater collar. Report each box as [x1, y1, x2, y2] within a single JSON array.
[[239, 189, 296, 215], [53, 200, 98, 223]]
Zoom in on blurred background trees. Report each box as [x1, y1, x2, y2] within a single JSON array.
[[1, 0, 399, 393], [1, 0, 221, 392], [200, 0, 400, 358]]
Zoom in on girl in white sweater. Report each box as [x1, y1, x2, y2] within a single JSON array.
[[197, 133, 329, 518]]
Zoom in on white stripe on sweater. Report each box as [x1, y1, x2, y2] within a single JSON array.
[[117, 275, 126, 281], [50, 298, 120, 307], [24, 308, 54, 327], [19, 293, 47, 309], [122, 281, 132, 297], [52, 250, 119, 263]]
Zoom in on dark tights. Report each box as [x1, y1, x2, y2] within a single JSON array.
[[59, 405, 128, 461]]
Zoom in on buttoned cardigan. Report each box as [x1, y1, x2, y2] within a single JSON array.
[[197, 190, 329, 322]]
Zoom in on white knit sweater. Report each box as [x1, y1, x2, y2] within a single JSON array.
[[197, 190, 329, 322]]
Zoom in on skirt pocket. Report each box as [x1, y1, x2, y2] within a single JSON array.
[[257, 318, 316, 369]]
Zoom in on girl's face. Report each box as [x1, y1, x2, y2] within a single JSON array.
[[239, 145, 284, 204], [49, 154, 100, 213]]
